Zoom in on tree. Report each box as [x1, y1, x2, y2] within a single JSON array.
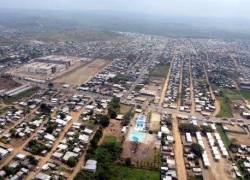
[[67, 156, 78, 167], [122, 110, 134, 126], [179, 123, 198, 134], [200, 125, 214, 134], [27, 155, 38, 165], [74, 170, 95, 180], [40, 103, 52, 114], [108, 96, 120, 110], [190, 143, 204, 158], [125, 158, 132, 166], [48, 82, 54, 89], [96, 114, 110, 127], [108, 107, 117, 119], [59, 112, 66, 119]]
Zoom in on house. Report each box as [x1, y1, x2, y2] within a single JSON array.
[[35, 172, 51, 180], [84, 159, 97, 173]]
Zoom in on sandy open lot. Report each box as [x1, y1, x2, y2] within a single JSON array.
[[0, 77, 21, 90], [54, 59, 109, 86], [228, 132, 250, 146], [149, 112, 161, 131]]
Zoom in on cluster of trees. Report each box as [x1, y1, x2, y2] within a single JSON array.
[[190, 143, 204, 159], [95, 114, 110, 128], [40, 103, 52, 114], [107, 73, 130, 84], [45, 121, 57, 134], [179, 123, 214, 135], [67, 156, 78, 167], [122, 110, 134, 126], [179, 123, 199, 134], [76, 136, 123, 180], [94, 97, 122, 128], [27, 139, 48, 155], [107, 96, 120, 119]]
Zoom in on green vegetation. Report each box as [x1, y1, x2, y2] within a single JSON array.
[[40, 103, 52, 114], [110, 165, 160, 180], [179, 123, 199, 135], [240, 90, 250, 100], [90, 128, 103, 149], [103, 136, 117, 144], [149, 63, 169, 78], [190, 143, 204, 158], [108, 74, 130, 84], [216, 124, 231, 149], [200, 125, 214, 134], [107, 96, 121, 119], [5, 88, 37, 103], [121, 109, 134, 126], [67, 156, 78, 167], [236, 160, 250, 179], [26, 155, 38, 165], [0, 106, 9, 115], [217, 96, 233, 118], [134, 84, 144, 92], [222, 89, 250, 101], [95, 114, 110, 128], [77, 138, 123, 180], [27, 139, 48, 155]]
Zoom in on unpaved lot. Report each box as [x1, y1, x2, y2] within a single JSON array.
[[54, 59, 110, 86], [0, 77, 20, 90]]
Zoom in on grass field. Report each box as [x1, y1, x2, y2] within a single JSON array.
[[5, 88, 37, 103], [111, 165, 160, 180], [223, 89, 250, 101], [149, 64, 169, 78], [0, 106, 9, 115], [240, 90, 250, 100], [223, 89, 242, 101], [216, 96, 233, 118]]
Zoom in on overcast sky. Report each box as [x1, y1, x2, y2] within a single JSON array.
[[0, 0, 250, 18]]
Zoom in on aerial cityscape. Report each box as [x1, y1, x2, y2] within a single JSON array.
[[0, 0, 250, 180]]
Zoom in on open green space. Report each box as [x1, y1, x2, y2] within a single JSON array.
[[0, 106, 9, 115], [240, 90, 250, 100], [223, 89, 242, 101], [217, 96, 233, 118], [103, 136, 118, 144], [223, 89, 250, 101], [5, 88, 37, 103], [110, 165, 160, 180], [149, 64, 169, 78]]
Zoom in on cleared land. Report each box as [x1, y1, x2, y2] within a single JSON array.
[[149, 112, 161, 131], [0, 77, 20, 90], [54, 59, 109, 85], [110, 165, 160, 180], [149, 64, 169, 78]]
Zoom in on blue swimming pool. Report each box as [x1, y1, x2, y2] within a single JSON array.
[[129, 132, 145, 142], [135, 115, 146, 131]]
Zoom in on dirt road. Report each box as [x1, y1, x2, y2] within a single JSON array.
[[177, 62, 183, 109], [172, 115, 187, 180], [159, 56, 175, 106], [26, 109, 84, 180], [203, 64, 221, 116], [189, 58, 196, 115]]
